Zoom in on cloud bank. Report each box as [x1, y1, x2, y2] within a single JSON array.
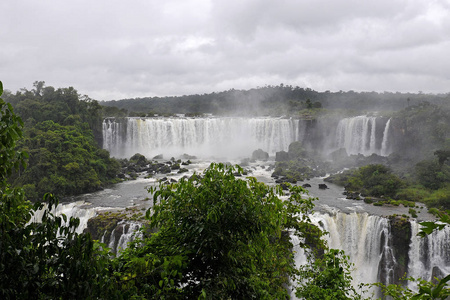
[[1, 0, 449, 100]]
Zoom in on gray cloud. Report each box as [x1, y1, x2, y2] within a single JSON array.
[[1, 0, 449, 100]]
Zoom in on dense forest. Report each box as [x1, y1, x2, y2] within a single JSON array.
[[3, 81, 120, 200]]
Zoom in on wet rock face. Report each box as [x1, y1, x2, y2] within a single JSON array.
[[389, 216, 412, 284], [275, 151, 289, 162], [287, 141, 306, 159], [85, 212, 145, 255], [85, 214, 121, 241]]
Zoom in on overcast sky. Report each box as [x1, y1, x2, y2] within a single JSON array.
[[1, 0, 450, 100]]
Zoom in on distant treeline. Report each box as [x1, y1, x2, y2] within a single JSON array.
[[101, 84, 450, 116]]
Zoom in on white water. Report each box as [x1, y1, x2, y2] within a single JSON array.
[[335, 116, 391, 156], [104, 220, 142, 254], [380, 118, 392, 156], [31, 201, 142, 254], [103, 117, 300, 159], [408, 220, 450, 290], [31, 201, 98, 234], [311, 212, 394, 286]]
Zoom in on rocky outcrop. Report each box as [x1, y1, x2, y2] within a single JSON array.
[[85, 208, 146, 254], [275, 151, 289, 162], [117, 154, 193, 179], [252, 149, 269, 161], [288, 141, 306, 159], [385, 216, 412, 285]]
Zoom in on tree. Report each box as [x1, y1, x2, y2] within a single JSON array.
[[0, 81, 119, 299], [0, 80, 30, 229], [116, 163, 325, 299], [296, 249, 366, 300], [416, 160, 450, 190], [435, 149, 450, 167], [329, 164, 404, 198], [4, 82, 120, 200]]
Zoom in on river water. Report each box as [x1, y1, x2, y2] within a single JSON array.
[[64, 159, 434, 221]]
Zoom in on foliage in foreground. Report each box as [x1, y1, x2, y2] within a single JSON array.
[[296, 249, 367, 300], [376, 275, 450, 300], [1, 81, 118, 299], [116, 163, 328, 299]]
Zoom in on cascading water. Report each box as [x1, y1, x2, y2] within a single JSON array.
[[380, 118, 391, 156], [104, 220, 142, 254], [103, 117, 300, 158], [48, 192, 446, 294], [312, 212, 395, 287], [408, 220, 450, 290], [290, 212, 394, 298], [291, 211, 450, 298], [335, 116, 392, 156], [31, 201, 98, 234]]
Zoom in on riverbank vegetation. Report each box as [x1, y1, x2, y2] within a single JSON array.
[[323, 151, 450, 212]]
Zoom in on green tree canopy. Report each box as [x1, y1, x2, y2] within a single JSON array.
[[116, 163, 325, 299]]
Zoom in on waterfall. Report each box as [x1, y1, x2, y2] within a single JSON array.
[[380, 118, 391, 156], [31, 201, 97, 234], [311, 212, 394, 286], [105, 220, 142, 255], [290, 212, 394, 298], [408, 220, 450, 290], [291, 212, 450, 297], [335, 116, 391, 156], [103, 117, 300, 158], [102, 118, 124, 159]]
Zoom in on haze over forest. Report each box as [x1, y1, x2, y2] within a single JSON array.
[[102, 84, 450, 116]]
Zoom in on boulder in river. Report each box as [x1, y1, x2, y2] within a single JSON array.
[[252, 149, 269, 161], [275, 151, 289, 162]]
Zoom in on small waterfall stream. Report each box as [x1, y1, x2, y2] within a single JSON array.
[[104, 220, 142, 254], [380, 118, 391, 156], [335, 116, 392, 156], [292, 211, 449, 297], [408, 220, 450, 289]]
